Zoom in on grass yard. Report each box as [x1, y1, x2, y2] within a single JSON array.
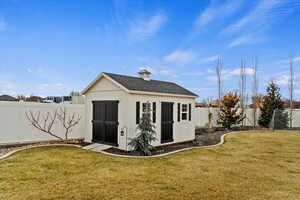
[[0, 131, 299, 200]]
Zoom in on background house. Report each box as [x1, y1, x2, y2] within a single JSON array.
[[0, 95, 17, 101], [44, 92, 85, 104], [81, 69, 198, 151]]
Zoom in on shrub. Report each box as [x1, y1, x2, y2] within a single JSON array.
[[128, 102, 156, 156], [258, 81, 288, 128], [271, 109, 289, 129], [217, 92, 245, 129]]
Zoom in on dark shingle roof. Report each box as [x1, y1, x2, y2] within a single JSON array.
[[104, 72, 197, 97], [0, 95, 17, 101]]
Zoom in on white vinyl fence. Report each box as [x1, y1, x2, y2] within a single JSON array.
[[0, 102, 85, 145], [194, 107, 300, 128], [1, 102, 299, 145], [289, 109, 300, 127]]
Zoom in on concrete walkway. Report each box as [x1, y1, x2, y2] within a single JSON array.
[[82, 143, 111, 152]]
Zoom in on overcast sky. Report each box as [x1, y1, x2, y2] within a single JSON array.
[[0, 0, 300, 101]]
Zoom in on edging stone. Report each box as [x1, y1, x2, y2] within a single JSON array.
[[1, 130, 296, 160], [0, 144, 81, 160]]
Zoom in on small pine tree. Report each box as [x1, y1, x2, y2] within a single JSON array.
[[217, 92, 245, 129], [128, 102, 156, 156], [258, 81, 288, 128], [272, 109, 289, 129]]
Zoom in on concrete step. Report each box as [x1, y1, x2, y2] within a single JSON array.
[[83, 143, 111, 151]]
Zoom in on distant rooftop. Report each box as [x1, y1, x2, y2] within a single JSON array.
[[0, 95, 17, 101]]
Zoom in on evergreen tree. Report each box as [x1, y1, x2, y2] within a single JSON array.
[[258, 81, 288, 128], [129, 102, 156, 156], [217, 92, 245, 129]]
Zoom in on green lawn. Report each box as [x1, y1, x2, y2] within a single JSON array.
[[0, 131, 299, 200]]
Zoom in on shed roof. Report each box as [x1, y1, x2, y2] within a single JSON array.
[[82, 72, 198, 98]]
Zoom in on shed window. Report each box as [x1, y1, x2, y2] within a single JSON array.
[[182, 104, 188, 120], [142, 102, 151, 118]]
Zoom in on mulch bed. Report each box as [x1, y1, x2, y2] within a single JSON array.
[[104, 130, 230, 156], [0, 139, 91, 157]]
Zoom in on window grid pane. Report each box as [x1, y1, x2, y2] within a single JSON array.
[[152, 102, 156, 123], [182, 104, 187, 112], [181, 104, 188, 120]]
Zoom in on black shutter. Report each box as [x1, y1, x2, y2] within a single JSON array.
[[177, 103, 180, 122], [188, 103, 191, 121], [152, 102, 156, 123], [136, 102, 140, 124]]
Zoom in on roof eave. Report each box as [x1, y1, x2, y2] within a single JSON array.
[[81, 72, 130, 95], [81, 72, 198, 98], [81, 72, 104, 95]]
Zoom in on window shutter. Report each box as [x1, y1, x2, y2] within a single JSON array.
[[188, 103, 191, 121], [136, 102, 140, 124], [152, 102, 156, 123], [177, 103, 180, 122]]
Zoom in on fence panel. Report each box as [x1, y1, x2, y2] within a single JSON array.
[[195, 107, 299, 128], [0, 102, 85, 144]]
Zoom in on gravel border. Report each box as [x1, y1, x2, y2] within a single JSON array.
[[104, 131, 228, 156], [98, 131, 234, 158]]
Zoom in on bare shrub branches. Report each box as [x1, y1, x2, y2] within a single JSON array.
[[25, 109, 63, 140], [57, 107, 82, 140], [25, 107, 81, 140]]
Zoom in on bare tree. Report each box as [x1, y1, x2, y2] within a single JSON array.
[[17, 95, 26, 101], [240, 58, 246, 126], [289, 57, 294, 128], [252, 57, 258, 127], [216, 56, 223, 109], [25, 109, 63, 140], [202, 96, 213, 107], [57, 107, 82, 140]]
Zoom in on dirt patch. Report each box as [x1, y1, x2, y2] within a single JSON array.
[[195, 131, 228, 146]]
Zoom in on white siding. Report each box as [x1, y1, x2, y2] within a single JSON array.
[[126, 94, 195, 149], [83, 76, 196, 151], [84, 77, 130, 150]]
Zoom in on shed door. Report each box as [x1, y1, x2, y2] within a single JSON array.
[[161, 102, 174, 143], [92, 101, 118, 146]]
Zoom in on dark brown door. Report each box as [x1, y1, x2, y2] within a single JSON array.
[[161, 102, 174, 143], [92, 101, 118, 146]]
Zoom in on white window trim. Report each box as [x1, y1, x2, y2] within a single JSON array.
[[141, 102, 152, 118], [181, 104, 188, 121]]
